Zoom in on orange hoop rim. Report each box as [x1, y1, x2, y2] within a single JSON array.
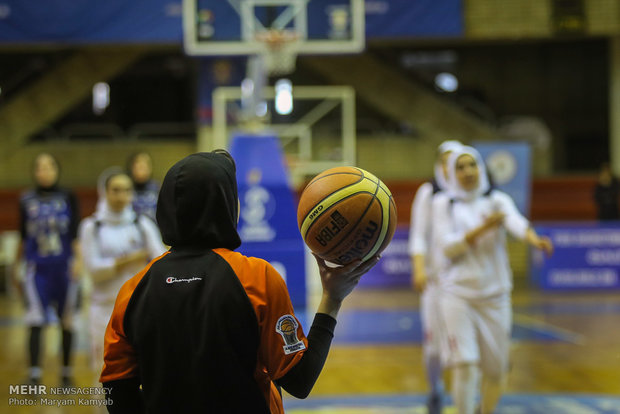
[[255, 29, 301, 50]]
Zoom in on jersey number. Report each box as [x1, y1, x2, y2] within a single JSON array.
[[37, 232, 63, 257]]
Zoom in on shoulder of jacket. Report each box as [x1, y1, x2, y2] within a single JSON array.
[[214, 249, 273, 278]]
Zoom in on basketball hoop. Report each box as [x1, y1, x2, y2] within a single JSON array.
[[255, 29, 301, 76]]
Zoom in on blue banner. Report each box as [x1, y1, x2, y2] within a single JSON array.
[[354, 221, 620, 291], [229, 135, 307, 307], [0, 0, 183, 44], [474, 142, 532, 217], [196, 0, 462, 42], [532, 222, 620, 290], [0, 0, 462, 44], [358, 226, 410, 288]]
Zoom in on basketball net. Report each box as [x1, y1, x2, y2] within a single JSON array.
[[255, 29, 300, 76]]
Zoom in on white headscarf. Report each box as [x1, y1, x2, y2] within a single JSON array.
[[94, 166, 136, 225], [434, 140, 463, 191], [446, 145, 490, 201]]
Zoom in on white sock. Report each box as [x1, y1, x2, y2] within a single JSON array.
[[452, 364, 479, 414]]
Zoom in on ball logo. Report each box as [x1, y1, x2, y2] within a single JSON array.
[[276, 315, 306, 355], [336, 220, 379, 264], [314, 211, 349, 247], [308, 204, 324, 220]]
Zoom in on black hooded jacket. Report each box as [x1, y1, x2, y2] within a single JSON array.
[[100, 151, 336, 414]]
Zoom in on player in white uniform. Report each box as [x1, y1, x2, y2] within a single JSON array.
[[432, 146, 553, 414], [79, 169, 167, 370], [408, 140, 462, 414]]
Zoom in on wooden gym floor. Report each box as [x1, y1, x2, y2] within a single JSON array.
[[1, 285, 619, 413]]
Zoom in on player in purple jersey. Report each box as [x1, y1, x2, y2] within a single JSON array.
[[12, 153, 82, 387], [127, 152, 160, 222]]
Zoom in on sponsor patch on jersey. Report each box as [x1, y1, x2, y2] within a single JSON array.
[[276, 315, 306, 354], [165, 276, 203, 284]]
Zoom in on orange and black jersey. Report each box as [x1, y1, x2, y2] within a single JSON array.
[[101, 247, 336, 414]]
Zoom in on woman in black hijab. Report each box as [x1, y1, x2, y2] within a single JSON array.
[[100, 150, 379, 414]]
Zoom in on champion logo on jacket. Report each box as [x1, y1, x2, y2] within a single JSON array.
[[165, 276, 203, 284]]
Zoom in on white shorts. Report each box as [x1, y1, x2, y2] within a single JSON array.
[[420, 282, 442, 356], [438, 290, 511, 379]]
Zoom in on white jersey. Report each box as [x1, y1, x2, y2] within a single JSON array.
[[408, 181, 448, 281], [432, 189, 529, 299], [79, 214, 167, 305]]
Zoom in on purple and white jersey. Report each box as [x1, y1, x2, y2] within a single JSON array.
[[20, 188, 79, 265], [132, 180, 160, 222]]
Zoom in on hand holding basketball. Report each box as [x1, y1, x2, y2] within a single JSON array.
[[315, 253, 381, 302], [315, 253, 381, 318]]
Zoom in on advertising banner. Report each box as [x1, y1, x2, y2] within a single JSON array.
[[532, 222, 620, 290], [357, 222, 620, 291]]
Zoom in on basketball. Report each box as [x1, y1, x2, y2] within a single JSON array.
[[297, 166, 397, 266]]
